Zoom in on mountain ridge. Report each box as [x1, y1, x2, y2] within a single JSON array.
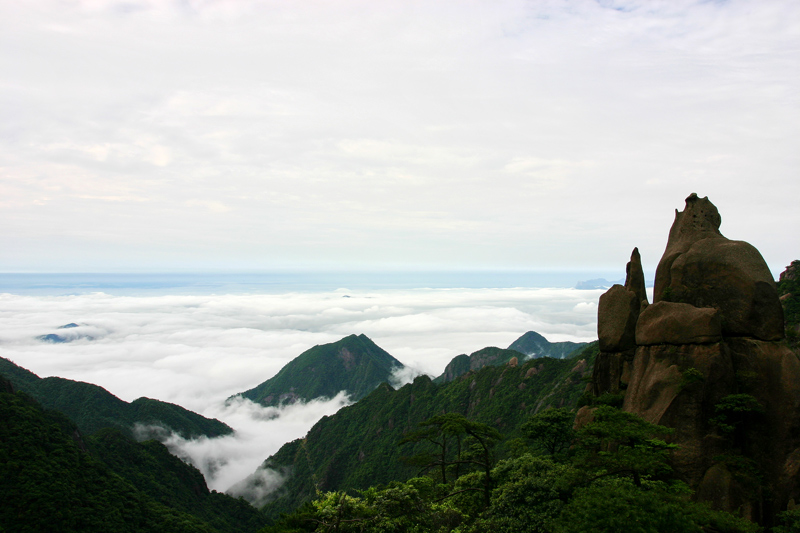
[[0, 356, 232, 440]]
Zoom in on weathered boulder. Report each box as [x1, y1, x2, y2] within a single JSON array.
[[668, 239, 784, 340], [636, 301, 722, 346], [654, 193, 784, 341], [598, 285, 638, 352]]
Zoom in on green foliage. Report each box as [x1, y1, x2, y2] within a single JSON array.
[[265, 407, 759, 533], [473, 455, 571, 533], [259, 346, 595, 520], [774, 507, 800, 533], [237, 334, 403, 406], [680, 367, 705, 390], [578, 391, 624, 408], [710, 394, 765, 436], [777, 261, 800, 350], [573, 405, 676, 486], [400, 413, 502, 509], [553, 478, 758, 533], [554, 479, 702, 533], [521, 407, 574, 458], [0, 387, 219, 533]]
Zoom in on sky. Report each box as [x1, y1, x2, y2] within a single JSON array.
[[0, 285, 603, 494], [2, 0, 798, 276]]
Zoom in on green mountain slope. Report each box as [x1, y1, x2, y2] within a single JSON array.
[[87, 429, 267, 533], [507, 330, 589, 359], [236, 334, 403, 406], [0, 376, 224, 533], [0, 356, 232, 439], [434, 347, 524, 384], [256, 342, 599, 520]]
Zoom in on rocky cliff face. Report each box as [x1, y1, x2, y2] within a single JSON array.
[[590, 193, 799, 528]]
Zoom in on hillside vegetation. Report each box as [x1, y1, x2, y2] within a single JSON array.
[[0, 356, 232, 439], [0, 376, 266, 533], [255, 342, 599, 521]]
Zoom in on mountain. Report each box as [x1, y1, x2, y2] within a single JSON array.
[[0, 375, 266, 533], [507, 331, 589, 360], [252, 342, 598, 520], [0, 356, 232, 439], [36, 322, 95, 343], [574, 277, 621, 290], [235, 334, 403, 406], [433, 347, 524, 384], [432, 333, 589, 385]]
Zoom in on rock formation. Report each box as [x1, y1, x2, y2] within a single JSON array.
[[590, 193, 799, 528]]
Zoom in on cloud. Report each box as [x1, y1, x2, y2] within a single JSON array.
[[388, 364, 426, 387], [0, 283, 607, 492], [0, 1, 797, 272], [0, 287, 601, 410], [153, 394, 352, 494], [226, 464, 290, 508]]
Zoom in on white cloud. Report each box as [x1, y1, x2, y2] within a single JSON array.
[[0, 0, 796, 272], [155, 394, 352, 494], [0, 287, 600, 409]]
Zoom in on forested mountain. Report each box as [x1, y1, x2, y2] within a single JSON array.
[[0, 376, 267, 533], [0, 356, 232, 439], [235, 334, 403, 406], [507, 331, 589, 360], [252, 342, 598, 521], [433, 347, 524, 384], [433, 333, 588, 385]]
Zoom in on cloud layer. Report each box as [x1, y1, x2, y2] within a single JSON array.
[[1, 0, 797, 273], [0, 287, 601, 409], [0, 285, 601, 491]]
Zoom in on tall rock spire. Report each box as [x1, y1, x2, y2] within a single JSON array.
[[589, 193, 799, 527]]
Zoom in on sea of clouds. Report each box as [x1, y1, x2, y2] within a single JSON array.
[[0, 286, 603, 495]]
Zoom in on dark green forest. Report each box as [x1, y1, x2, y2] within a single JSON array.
[[261, 406, 763, 533], [0, 375, 266, 533]]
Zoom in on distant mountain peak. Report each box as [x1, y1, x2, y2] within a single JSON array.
[[507, 330, 589, 360], [235, 334, 404, 407]]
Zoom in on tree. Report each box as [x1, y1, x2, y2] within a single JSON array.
[[573, 405, 676, 487], [399, 413, 502, 509], [521, 407, 575, 459]]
